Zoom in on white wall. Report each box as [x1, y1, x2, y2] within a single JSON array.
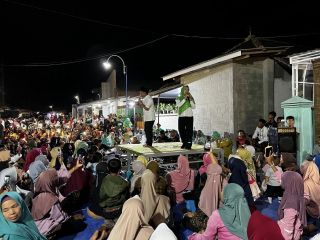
[[185, 63, 234, 136], [155, 114, 178, 131]]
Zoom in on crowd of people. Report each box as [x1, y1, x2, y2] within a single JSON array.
[[0, 106, 320, 240]]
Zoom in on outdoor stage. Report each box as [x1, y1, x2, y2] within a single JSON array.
[[119, 142, 224, 170]]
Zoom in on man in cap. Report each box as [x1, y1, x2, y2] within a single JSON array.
[[137, 87, 155, 148], [154, 130, 170, 143]]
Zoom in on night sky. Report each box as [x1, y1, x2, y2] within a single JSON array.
[[1, 0, 319, 112]]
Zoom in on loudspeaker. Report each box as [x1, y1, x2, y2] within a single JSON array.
[[277, 128, 296, 154]]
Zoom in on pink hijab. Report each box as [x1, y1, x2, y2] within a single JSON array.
[[199, 153, 217, 176], [166, 155, 194, 203], [198, 164, 224, 217], [303, 162, 320, 205]]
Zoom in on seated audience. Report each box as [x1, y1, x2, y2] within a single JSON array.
[[237, 148, 257, 180], [140, 169, 170, 228], [150, 223, 177, 240], [87, 162, 108, 219], [277, 171, 306, 240], [183, 164, 227, 233], [252, 119, 268, 150], [155, 130, 171, 143], [0, 192, 47, 240], [236, 130, 250, 148], [169, 129, 180, 142], [106, 196, 154, 240], [188, 183, 251, 240], [247, 211, 284, 240], [95, 158, 129, 238], [131, 136, 141, 144], [134, 160, 167, 196], [32, 169, 87, 238], [86, 152, 103, 175], [194, 130, 206, 145], [166, 155, 195, 204], [228, 157, 255, 212], [265, 111, 277, 128], [215, 132, 232, 159], [129, 160, 147, 192]]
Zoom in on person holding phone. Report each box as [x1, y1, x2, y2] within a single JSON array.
[[176, 86, 196, 150]]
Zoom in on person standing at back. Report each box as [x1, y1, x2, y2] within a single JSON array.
[[138, 87, 155, 148], [176, 86, 196, 149]]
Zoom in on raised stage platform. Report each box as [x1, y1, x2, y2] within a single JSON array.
[[119, 142, 224, 170]]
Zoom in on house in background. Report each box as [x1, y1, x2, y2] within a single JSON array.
[[162, 34, 311, 140]]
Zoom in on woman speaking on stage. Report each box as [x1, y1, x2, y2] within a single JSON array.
[[175, 85, 196, 150]]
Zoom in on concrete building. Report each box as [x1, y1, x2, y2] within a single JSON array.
[[162, 34, 310, 142]]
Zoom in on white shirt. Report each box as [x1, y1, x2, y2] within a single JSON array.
[[252, 126, 268, 144], [142, 95, 155, 121], [175, 99, 196, 117]]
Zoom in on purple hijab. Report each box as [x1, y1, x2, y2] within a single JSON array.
[[277, 171, 307, 226]]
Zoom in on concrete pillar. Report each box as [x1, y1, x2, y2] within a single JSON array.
[[281, 96, 314, 166]]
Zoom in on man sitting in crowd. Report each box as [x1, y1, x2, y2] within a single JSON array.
[[154, 130, 170, 143], [169, 129, 180, 142], [252, 119, 268, 151]]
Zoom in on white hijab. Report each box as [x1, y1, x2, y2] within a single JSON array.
[[150, 223, 177, 240]]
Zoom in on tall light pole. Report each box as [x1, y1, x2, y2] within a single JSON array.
[[49, 105, 53, 112], [103, 55, 128, 118], [75, 95, 80, 104]]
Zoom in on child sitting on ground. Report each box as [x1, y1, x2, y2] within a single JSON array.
[[90, 158, 130, 240], [264, 156, 283, 203]]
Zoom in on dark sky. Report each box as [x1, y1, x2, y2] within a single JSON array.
[[1, 0, 319, 112]]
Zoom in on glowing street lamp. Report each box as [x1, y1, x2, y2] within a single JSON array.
[[75, 95, 80, 104], [103, 55, 128, 118]]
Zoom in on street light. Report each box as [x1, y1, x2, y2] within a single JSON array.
[[75, 95, 80, 104], [49, 105, 53, 112], [103, 55, 128, 118]]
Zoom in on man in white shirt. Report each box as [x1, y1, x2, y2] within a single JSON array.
[[175, 86, 196, 149], [252, 119, 269, 151], [137, 87, 155, 147]]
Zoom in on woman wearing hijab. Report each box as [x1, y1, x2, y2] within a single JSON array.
[[277, 171, 306, 240], [73, 141, 89, 158], [184, 164, 227, 233], [237, 148, 257, 180], [280, 153, 301, 175], [303, 162, 320, 218], [176, 86, 196, 150], [140, 169, 170, 228], [150, 223, 177, 240], [106, 132, 116, 147], [228, 157, 254, 210], [247, 211, 284, 240], [194, 130, 206, 146], [31, 169, 87, 238], [166, 155, 195, 204], [129, 161, 147, 193], [215, 132, 233, 160], [23, 148, 41, 172], [29, 161, 47, 185], [27, 140, 37, 152], [64, 149, 93, 205], [87, 162, 108, 219], [134, 160, 167, 195], [107, 196, 154, 240], [0, 192, 46, 240], [198, 153, 217, 176], [188, 183, 251, 240]]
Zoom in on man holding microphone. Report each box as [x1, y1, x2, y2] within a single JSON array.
[[137, 87, 155, 148], [176, 85, 196, 149]]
